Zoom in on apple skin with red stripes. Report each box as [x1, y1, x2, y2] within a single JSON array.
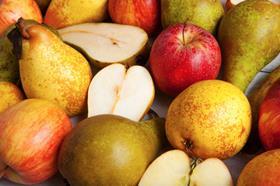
[[0, 99, 72, 185], [108, 0, 160, 35]]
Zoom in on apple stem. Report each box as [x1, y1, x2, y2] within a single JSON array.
[[16, 18, 30, 39]]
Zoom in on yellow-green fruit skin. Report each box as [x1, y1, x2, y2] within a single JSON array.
[[237, 150, 280, 186], [166, 80, 251, 159], [20, 25, 92, 116], [44, 0, 108, 29], [58, 115, 166, 186], [0, 82, 24, 113], [161, 0, 224, 33], [219, 0, 280, 92]]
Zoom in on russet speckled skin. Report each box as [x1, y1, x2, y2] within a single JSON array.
[[58, 115, 166, 186], [219, 0, 280, 92], [0, 99, 72, 184], [237, 150, 280, 186], [44, 0, 107, 29], [161, 0, 224, 33], [0, 82, 24, 113], [166, 80, 251, 159], [20, 24, 93, 116]]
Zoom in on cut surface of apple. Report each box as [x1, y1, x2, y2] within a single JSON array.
[[58, 23, 148, 67], [139, 150, 233, 186], [88, 64, 155, 121]]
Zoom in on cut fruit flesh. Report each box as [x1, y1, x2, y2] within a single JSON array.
[[58, 23, 148, 67], [87, 64, 155, 121]]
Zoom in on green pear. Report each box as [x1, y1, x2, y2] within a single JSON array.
[[161, 0, 224, 33], [58, 115, 166, 186], [10, 18, 92, 117], [0, 37, 18, 83], [218, 0, 280, 92]]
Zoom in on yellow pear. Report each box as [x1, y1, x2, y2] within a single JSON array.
[[44, 0, 108, 29], [166, 80, 251, 159], [14, 18, 92, 116]]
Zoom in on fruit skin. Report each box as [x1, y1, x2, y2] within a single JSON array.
[[0, 0, 42, 36], [58, 115, 166, 186], [161, 0, 224, 33], [44, 0, 107, 29], [218, 0, 280, 92], [0, 82, 24, 113], [0, 99, 72, 185], [0, 37, 18, 83], [16, 19, 92, 116], [166, 80, 251, 159], [259, 79, 280, 150], [237, 149, 280, 186], [108, 0, 159, 35], [149, 23, 221, 96]]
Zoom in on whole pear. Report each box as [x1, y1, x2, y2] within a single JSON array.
[[0, 37, 18, 83], [166, 80, 251, 159], [161, 0, 224, 33], [58, 115, 166, 186], [0, 82, 24, 113], [13, 18, 92, 116], [219, 0, 280, 92]]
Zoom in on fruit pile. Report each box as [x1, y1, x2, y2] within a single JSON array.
[[0, 0, 279, 185]]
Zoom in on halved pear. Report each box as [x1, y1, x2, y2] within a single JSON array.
[[58, 23, 148, 68], [139, 150, 233, 186], [87, 63, 155, 121]]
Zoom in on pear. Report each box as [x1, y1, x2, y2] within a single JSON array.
[[218, 0, 280, 92], [11, 18, 92, 117], [58, 23, 148, 68], [58, 115, 166, 186], [44, 0, 108, 29], [161, 0, 224, 33], [87, 64, 155, 121], [0, 37, 18, 83]]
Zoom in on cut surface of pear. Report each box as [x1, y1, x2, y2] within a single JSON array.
[[139, 150, 233, 186], [58, 23, 148, 67], [88, 64, 154, 121]]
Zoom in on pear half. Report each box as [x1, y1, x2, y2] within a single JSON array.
[[87, 64, 155, 121], [58, 23, 148, 68], [139, 150, 233, 186]]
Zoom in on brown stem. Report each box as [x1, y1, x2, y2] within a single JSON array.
[[16, 18, 30, 39]]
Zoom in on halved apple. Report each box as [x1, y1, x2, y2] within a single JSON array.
[[87, 63, 155, 121], [58, 23, 148, 68], [139, 150, 233, 186]]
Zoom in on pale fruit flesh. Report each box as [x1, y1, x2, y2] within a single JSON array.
[[58, 23, 148, 67], [87, 64, 155, 121]]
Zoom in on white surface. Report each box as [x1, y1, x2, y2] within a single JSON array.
[[1, 0, 280, 185]]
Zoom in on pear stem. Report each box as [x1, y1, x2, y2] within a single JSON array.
[[16, 18, 30, 39]]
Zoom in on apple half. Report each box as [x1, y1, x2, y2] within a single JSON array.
[[87, 64, 155, 121], [58, 23, 148, 68], [139, 150, 233, 186]]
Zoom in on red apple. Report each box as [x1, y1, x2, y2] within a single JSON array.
[[0, 99, 72, 184], [0, 0, 42, 36], [259, 79, 280, 150], [108, 0, 159, 35], [149, 24, 221, 96]]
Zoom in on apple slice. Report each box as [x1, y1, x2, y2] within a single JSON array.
[[58, 23, 148, 68], [87, 63, 155, 121], [139, 150, 233, 186]]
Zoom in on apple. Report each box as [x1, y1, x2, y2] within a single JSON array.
[[0, 0, 42, 36], [149, 23, 221, 96], [0, 82, 24, 113], [108, 0, 160, 35], [87, 63, 155, 121], [0, 99, 72, 185], [259, 79, 280, 150], [237, 149, 280, 186], [139, 150, 233, 186]]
